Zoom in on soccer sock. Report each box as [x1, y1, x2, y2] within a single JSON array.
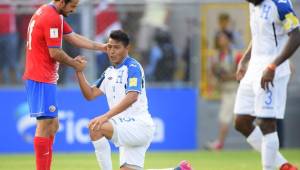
[[47, 135, 54, 170], [246, 126, 287, 168], [92, 137, 112, 170], [34, 136, 50, 170], [262, 132, 279, 170]]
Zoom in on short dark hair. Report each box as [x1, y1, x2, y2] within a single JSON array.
[[54, 0, 72, 4], [109, 30, 130, 47]]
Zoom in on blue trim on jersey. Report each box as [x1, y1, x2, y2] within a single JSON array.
[[272, 0, 296, 21], [48, 46, 62, 48], [114, 56, 129, 69], [124, 57, 142, 93], [95, 72, 106, 88], [25, 80, 58, 118]]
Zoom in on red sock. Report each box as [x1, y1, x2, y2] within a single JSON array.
[[47, 136, 54, 170], [34, 137, 50, 170]]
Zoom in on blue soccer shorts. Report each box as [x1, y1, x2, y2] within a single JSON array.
[[25, 79, 58, 119]]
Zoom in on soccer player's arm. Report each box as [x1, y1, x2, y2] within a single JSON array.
[[76, 71, 104, 100], [104, 65, 142, 119], [271, 3, 300, 67], [45, 16, 81, 68], [63, 20, 106, 52], [240, 41, 252, 65]]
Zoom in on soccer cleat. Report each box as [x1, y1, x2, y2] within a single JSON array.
[[173, 160, 192, 170], [280, 163, 298, 170]]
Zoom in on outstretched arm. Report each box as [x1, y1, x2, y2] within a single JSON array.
[[64, 32, 107, 52], [76, 71, 103, 101], [48, 48, 85, 71]]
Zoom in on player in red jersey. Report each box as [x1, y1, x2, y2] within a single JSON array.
[[22, 0, 106, 170]]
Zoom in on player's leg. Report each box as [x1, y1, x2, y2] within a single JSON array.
[[25, 80, 59, 170], [256, 118, 278, 170], [108, 116, 154, 170], [254, 75, 296, 170], [89, 121, 114, 170], [35, 117, 58, 170], [234, 79, 288, 169]]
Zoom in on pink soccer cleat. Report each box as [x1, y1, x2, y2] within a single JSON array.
[[280, 163, 298, 170], [174, 160, 192, 170]]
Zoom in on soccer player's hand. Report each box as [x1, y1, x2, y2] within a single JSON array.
[[236, 61, 247, 81], [261, 66, 275, 91], [74, 55, 87, 72], [88, 114, 109, 131]]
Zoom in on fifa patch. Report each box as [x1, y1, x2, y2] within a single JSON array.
[[50, 28, 59, 38], [49, 105, 56, 112], [129, 78, 138, 87]]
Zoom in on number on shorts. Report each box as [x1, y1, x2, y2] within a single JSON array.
[[264, 90, 273, 105]]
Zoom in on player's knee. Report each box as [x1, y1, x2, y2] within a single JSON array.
[[234, 117, 254, 137], [89, 128, 103, 141], [234, 117, 245, 132], [257, 118, 276, 135]]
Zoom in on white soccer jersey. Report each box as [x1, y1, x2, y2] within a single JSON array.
[[95, 56, 153, 125], [245, 0, 300, 80]]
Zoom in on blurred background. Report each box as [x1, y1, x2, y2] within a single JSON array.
[[0, 0, 299, 155]]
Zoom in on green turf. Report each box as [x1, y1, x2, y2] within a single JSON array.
[[0, 149, 299, 170]]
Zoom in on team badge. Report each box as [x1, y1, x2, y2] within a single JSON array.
[[129, 78, 137, 87], [49, 105, 56, 112], [50, 28, 59, 38]]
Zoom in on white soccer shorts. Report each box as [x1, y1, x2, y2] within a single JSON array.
[[109, 116, 155, 168], [234, 75, 290, 119]]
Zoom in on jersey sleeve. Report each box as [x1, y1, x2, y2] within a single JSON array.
[[126, 64, 142, 93], [274, 0, 300, 33], [94, 72, 106, 94], [63, 20, 73, 35], [43, 15, 63, 48]]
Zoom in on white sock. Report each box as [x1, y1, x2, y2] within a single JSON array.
[[246, 126, 287, 168], [261, 132, 279, 170], [92, 137, 112, 170]]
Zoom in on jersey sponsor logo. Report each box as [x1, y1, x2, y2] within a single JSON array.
[[50, 28, 59, 38], [129, 77, 138, 87]]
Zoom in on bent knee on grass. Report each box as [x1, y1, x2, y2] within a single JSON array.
[[89, 122, 114, 141]]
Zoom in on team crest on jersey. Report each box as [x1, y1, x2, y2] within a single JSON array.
[[50, 28, 59, 38], [129, 78, 138, 87], [49, 105, 56, 112]]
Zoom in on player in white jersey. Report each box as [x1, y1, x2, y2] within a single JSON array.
[[75, 30, 192, 170], [234, 0, 300, 170]]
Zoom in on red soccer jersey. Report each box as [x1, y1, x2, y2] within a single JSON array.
[[23, 4, 72, 84]]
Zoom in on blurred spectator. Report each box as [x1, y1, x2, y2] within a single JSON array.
[[94, 0, 121, 77], [0, 3, 18, 85], [205, 31, 241, 150], [215, 13, 244, 50], [144, 28, 176, 82], [136, 0, 169, 58]]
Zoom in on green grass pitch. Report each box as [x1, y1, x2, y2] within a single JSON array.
[[0, 149, 299, 170]]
